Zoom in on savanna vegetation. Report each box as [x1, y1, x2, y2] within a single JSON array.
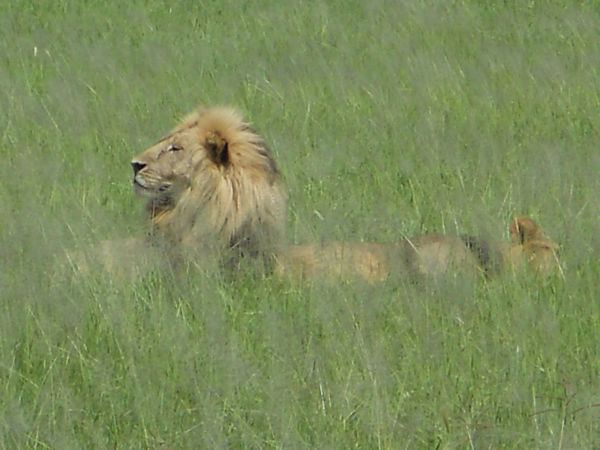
[[1, 1, 599, 448]]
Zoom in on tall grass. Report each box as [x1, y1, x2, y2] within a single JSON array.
[[1, 0, 599, 447]]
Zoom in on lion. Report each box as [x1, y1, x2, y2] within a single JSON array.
[[275, 216, 561, 283], [274, 239, 477, 283], [68, 106, 560, 285], [67, 106, 287, 277], [129, 106, 287, 270], [455, 216, 560, 277]]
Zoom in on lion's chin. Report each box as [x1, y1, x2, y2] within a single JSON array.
[[133, 179, 157, 198]]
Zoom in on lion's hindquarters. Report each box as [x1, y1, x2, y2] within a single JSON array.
[[406, 235, 481, 278]]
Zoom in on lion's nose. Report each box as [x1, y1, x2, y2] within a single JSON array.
[[131, 161, 147, 175]]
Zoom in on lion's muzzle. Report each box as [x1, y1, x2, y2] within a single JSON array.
[[131, 160, 147, 175]]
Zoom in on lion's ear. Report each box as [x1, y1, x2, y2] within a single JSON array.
[[510, 216, 542, 244], [205, 131, 229, 166]]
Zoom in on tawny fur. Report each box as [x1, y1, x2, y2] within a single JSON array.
[[131, 106, 287, 268], [275, 217, 560, 283]]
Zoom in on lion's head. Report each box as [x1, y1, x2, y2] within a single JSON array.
[[506, 216, 561, 276], [460, 216, 561, 277], [131, 106, 287, 268]]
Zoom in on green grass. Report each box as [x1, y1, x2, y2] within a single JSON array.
[[2, 0, 600, 448]]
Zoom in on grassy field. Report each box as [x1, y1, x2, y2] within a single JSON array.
[[1, 0, 600, 448]]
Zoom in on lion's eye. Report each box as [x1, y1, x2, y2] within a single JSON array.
[[167, 143, 183, 152]]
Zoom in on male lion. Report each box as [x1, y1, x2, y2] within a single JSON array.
[[68, 106, 287, 276], [275, 216, 561, 283], [130, 106, 287, 270], [69, 106, 560, 285]]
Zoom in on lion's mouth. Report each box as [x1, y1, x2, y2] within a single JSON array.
[[133, 178, 173, 198], [133, 178, 155, 197], [133, 178, 149, 190]]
